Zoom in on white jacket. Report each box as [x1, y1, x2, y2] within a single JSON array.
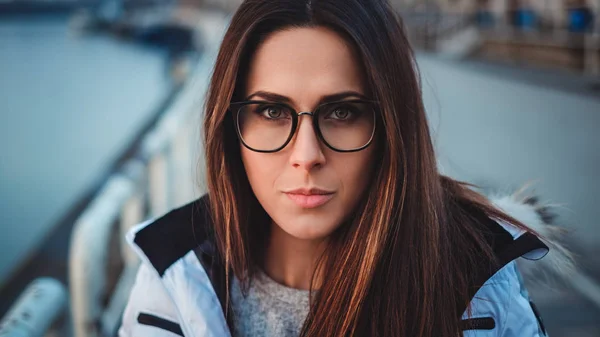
[[119, 194, 556, 337]]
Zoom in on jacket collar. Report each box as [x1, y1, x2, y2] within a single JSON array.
[[126, 192, 550, 328], [130, 195, 214, 277], [126, 195, 231, 337]]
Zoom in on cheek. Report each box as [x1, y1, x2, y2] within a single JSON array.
[[337, 155, 374, 226], [240, 147, 281, 197], [334, 147, 376, 207]]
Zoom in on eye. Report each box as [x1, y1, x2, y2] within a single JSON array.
[[264, 107, 282, 118], [324, 105, 355, 120], [255, 105, 288, 119], [331, 108, 350, 119]]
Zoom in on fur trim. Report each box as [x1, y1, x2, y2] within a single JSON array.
[[487, 186, 576, 283]]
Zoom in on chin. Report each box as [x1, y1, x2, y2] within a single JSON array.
[[278, 217, 339, 241]]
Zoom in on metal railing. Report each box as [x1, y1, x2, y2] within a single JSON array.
[[478, 23, 600, 74], [0, 10, 227, 337], [0, 278, 68, 337], [67, 10, 226, 337], [394, 3, 600, 74]]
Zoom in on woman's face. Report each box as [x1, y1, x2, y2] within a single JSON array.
[[240, 26, 376, 241]]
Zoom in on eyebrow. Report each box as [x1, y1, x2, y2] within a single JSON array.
[[244, 90, 370, 105]]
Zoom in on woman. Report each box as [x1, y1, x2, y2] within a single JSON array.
[[119, 0, 569, 336]]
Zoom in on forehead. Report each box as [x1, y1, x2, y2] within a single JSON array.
[[245, 26, 366, 105]]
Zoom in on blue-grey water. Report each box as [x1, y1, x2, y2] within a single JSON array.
[[0, 13, 171, 287]]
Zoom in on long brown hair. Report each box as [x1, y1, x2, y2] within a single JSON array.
[[203, 0, 533, 336]]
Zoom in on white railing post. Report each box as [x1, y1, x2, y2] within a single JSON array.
[[142, 130, 171, 218], [119, 160, 146, 268], [69, 175, 135, 337], [171, 121, 195, 207], [0, 278, 67, 337], [96, 161, 146, 337]]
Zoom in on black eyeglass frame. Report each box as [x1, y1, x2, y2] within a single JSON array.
[[229, 99, 379, 153]]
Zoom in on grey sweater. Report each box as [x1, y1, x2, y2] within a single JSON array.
[[230, 270, 311, 337]]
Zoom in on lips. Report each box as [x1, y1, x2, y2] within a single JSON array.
[[284, 188, 335, 208]]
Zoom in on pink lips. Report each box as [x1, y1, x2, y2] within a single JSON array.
[[284, 188, 334, 208]]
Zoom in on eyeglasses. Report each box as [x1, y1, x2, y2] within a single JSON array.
[[230, 99, 378, 153]]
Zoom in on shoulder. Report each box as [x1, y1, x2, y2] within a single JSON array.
[[464, 261, 548, 337], [461, 192, 557, 337], [127, 194, 217, 277], [119, 263, 184, 337], [119, 194, 224, 337], [465, 212, 548, 297]]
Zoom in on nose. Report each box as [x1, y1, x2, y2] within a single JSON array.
[[288, 114, 326, 171]]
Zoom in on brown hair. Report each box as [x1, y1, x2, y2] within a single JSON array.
[[203, 0, 533, 336]]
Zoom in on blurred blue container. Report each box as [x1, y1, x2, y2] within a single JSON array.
[[568, 7, 594, 33], [515, 8, 537, 30]]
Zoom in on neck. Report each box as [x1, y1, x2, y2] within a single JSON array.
[[263, 222, 327, 290]]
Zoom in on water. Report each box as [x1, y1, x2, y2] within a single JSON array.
[[0, 13, 171, 287]]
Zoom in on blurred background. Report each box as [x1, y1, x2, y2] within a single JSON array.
[[0, 0, 598, 336]]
